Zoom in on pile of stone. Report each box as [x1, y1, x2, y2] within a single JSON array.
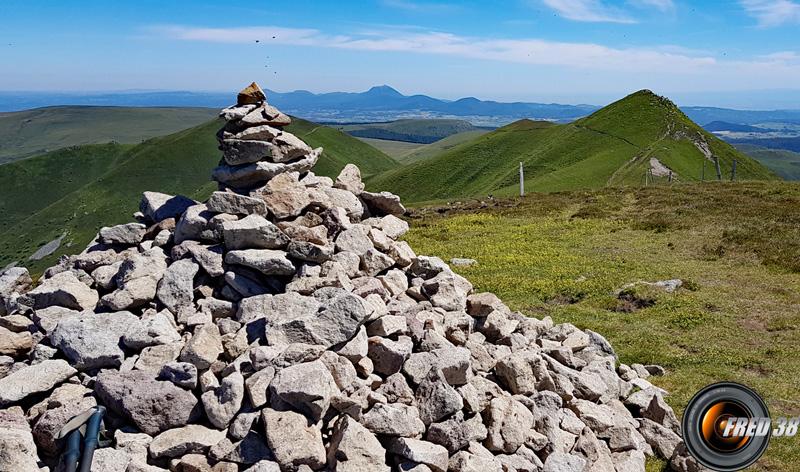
[[0, 83, 702, 472]]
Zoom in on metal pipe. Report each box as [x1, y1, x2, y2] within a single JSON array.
[[77, 406, 106, 472], [62, 429, 81, 472]]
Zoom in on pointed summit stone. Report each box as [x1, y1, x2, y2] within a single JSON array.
[[237, 81, 267, 106]]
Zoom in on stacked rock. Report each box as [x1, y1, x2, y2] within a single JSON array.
[[212, 82, 322, 191], [0, 84, 702, 472]]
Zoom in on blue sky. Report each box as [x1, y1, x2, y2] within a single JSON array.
[[2, 0, 800, 108]]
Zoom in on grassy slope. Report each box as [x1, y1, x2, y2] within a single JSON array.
[[287, 118, 399, 178], [0, 106, 218, 163], [367, 119, 563, 200], [368, 91, 778, 202], [355, 137, 424, 159], [0, 117, 398, 274], [0, 120, 222, 273], [736, 143, 800, 180], [406, 181, 800, 471], [398, 130, 489, 163], [0, 144, 132, 231], [338, 118, 478, 144]]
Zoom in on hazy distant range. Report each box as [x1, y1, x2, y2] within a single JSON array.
[[3, 85, 800, 128]]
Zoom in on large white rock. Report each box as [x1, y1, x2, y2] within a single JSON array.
[[225, 249, 295, 276], [0, 359, 76, 406], [222, 214, 289, 250], [26, 271, 98, 311], [328, 415, 390, 471], [0, 408, 40, 472], [262, 408, 326, 470], [51, 311, 139, 370], [270, 360, 338, 422], [149, 424, 227, 459]]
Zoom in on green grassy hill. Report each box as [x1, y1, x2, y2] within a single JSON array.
[[736, 144, 800, 180], [0, 106, 218, 164], [337, 118, 480, 144], [0, 116, 398, 274], [398, 130, 489, 163], [367, 90, 778, 202], [354, 137, 424, 159], [287, 118, 399, 177]]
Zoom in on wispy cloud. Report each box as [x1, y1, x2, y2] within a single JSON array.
[[759, 51, 800, 64], [539, 0, 636, 23], [740, 0, 800, 27], [140, 24, 800, 95], [380, 0, 460, 13], [152, 24, 721, 72], [629, 0, 675, 11]]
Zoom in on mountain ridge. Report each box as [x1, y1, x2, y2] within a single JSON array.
[[367, 90, 778, 202], [4, 87, 800, 128]]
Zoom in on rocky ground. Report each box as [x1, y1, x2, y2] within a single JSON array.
[[0, 83, 703, 471]]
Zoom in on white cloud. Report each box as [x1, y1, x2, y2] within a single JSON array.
[[629, 0, 675, 11], [150, 24, 800, 92], [759, 51, 800, 64], [539, 0, 636, 23], [153, 24, 718, 72], [740, 0, 800, 27]]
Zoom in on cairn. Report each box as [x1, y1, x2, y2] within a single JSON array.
[[0, 83, 701, 472]]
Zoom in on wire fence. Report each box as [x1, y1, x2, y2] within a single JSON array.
[[643, 157, 738, 186]]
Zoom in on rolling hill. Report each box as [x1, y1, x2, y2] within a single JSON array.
[[397, 130, 490, 164], [5, 88, 800, 130], [702, 121, 772, 133], [336, 119, 482, 144], [736, 144, 800, 180], [367, 90, 778, 202], [0, 116, 398, 274], [726, 136, 800, 153], [354, 138, 424, 159], [0, 106, 218, 164]]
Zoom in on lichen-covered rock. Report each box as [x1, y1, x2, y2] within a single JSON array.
[[149, 425, 227, 459], [25, 271, 98, 311], [262, 408, 326, 470], [270, 360, 338, 422], [202, 372, 245, 429], [0, 408, 40, 471], [95, 370, 201, 435], [51, 311, 139, 370], [328, 415, 390, 472], [0, 359, 76, 406]]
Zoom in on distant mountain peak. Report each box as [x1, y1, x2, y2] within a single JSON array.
[[365, 85, 403, 96]]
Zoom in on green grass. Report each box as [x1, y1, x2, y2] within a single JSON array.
[[0, 116, 399, 274], [398, 130, 489, 163], [286, 118, 399, 178], [0, 106, 218, 164], [337, 118, 479, 144], [355, 130, 491, 163], [405, 181, 800, 471], [0, 143, 132, 231], [737, 144, 800, 180], [354, 137, 424, 159], [368, 91, 778, 202]]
